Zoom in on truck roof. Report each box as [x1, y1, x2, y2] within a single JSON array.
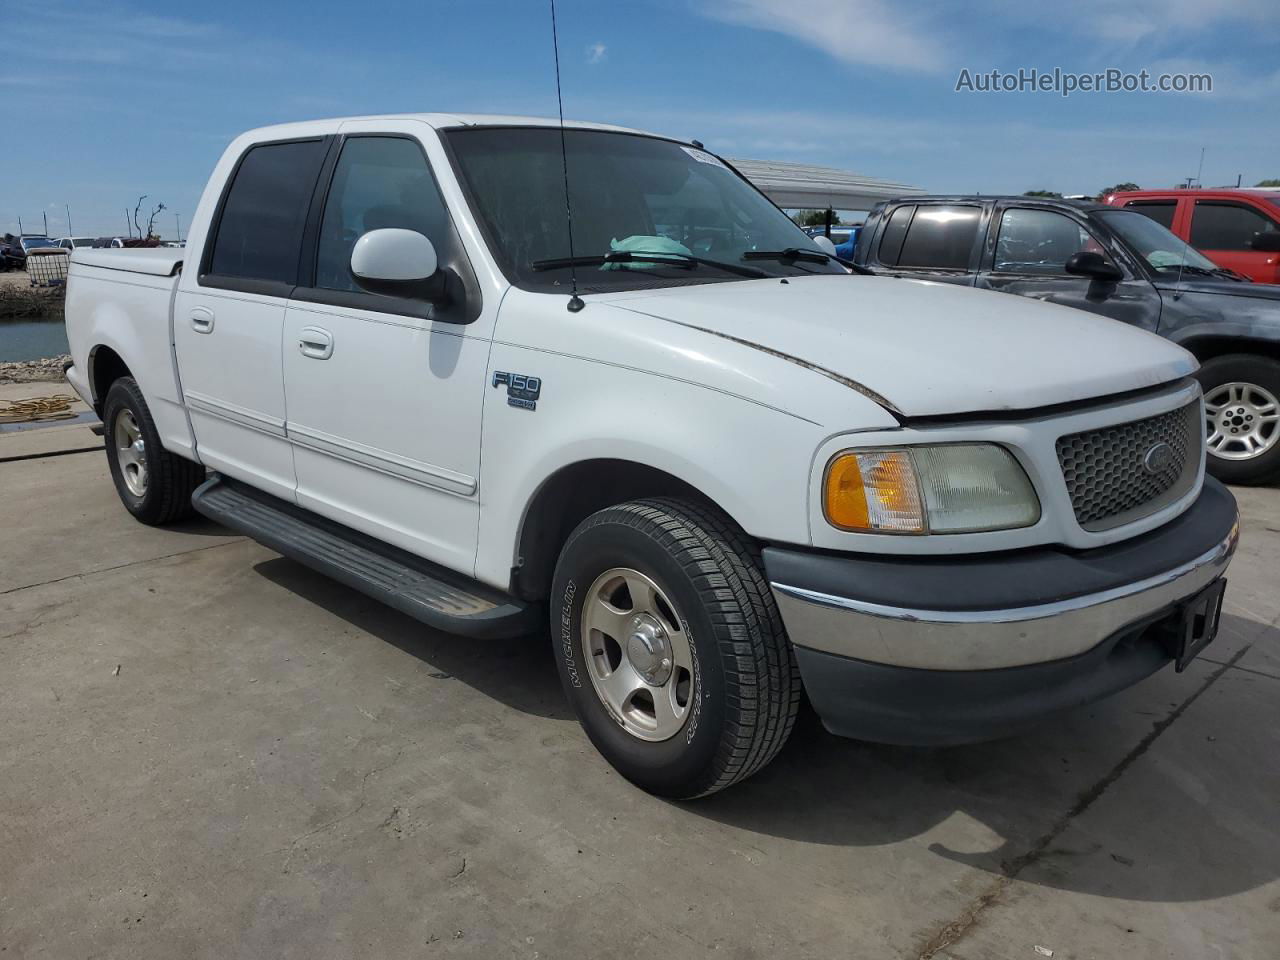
[[237, 113, 667, 143], [881, 194, 1111, 213]]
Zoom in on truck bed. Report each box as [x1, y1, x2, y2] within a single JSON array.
[[70, 248, 184, 276]]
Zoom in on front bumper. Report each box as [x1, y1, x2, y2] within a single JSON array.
[[764, 478, 1239, 745]]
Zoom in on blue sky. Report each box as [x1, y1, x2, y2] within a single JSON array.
[[2, 0, 1277, 238]]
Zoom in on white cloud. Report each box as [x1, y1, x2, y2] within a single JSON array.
[[699, 0, 946, 72], [586, 42, 607, 65]]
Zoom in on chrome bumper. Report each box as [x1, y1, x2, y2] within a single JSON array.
[[770, 520, 1238, 672]]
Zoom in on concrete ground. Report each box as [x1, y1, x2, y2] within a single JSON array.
[[2, 427, 1277, 960]]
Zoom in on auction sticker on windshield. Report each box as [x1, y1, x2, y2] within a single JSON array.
[[682, 146, 727, 168]]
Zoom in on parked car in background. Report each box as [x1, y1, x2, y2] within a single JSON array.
[[18, 235, 57, 254], [802, 224, 856, 245], [855, 195, 1280, 483], [0, 235, 26, 270], [1104, 189, 1280, 285], [55, 237, 98, 251], [90, 237, 127, 249]]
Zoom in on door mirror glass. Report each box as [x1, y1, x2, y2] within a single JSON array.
[[1250, 231, 1280, 253], [1065, 250, 1123, 282], [351, 228, 437, 282]]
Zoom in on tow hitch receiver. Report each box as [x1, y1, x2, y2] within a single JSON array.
[[1161, 579, 1227, 672]]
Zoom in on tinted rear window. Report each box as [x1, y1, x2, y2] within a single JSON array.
[[208, 139, 327, 284], [877, 205, 914, 264], [896, 205, 980, 270], [1124, 200, 1176, 230]]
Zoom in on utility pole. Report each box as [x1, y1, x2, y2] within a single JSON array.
[[18, 215, 23, 234], [43, 211, 49, 235], [174, 212, 182, 243], [125, 208, 132, 238], [65, 204, 73, 235], [1195, 147, 1205, 187], [1237, 174, 1242, 188]]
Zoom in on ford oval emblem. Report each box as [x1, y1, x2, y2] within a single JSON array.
[[1143, 442, 1175, 474]]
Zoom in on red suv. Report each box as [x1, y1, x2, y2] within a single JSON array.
[[1104, 189, 1280, 284]]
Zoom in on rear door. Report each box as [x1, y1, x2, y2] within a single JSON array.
[[865, 202, 984, 286], [1187, 199, 1280, 283], [173, 137, 330, 500], [974, 204, 1160, 333], [280, 122, 490, 573]]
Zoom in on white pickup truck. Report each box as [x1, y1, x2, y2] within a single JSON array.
[[65, 114, 1238, 797]]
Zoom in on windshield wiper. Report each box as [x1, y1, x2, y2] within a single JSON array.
[[530, 251, 769, 279], [743, 247, 873, 275], [1155, 264, 1222, 279]]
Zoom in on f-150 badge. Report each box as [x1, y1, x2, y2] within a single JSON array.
[[492, 371, 541, 411]]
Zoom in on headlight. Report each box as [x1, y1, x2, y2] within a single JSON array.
[[824, 444, 1040, 534]]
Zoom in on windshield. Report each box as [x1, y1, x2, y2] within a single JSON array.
[[23, 237, 53, 248], [445, 127, 843, 291], [1096, 209, 1220, 272]]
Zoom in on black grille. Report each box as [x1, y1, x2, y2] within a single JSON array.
[[1057, 401, 1200, 530]]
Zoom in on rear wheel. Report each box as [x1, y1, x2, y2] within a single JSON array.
[[1198, 354, 1280, 485], [551, 498, 800, 798], [103, 377, 205, 524]]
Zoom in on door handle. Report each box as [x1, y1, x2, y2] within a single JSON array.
[[298, 326, 334, 360], [190, 307, 215, 334]]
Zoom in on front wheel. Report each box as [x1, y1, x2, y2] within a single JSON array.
[[1198, 354, 1280, 485], [550, 498, 800, 798]]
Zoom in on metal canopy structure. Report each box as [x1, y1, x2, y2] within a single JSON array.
[[730, 158, 924, 211]]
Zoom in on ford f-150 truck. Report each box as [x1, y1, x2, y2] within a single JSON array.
[[65, 114, 1239, 798]]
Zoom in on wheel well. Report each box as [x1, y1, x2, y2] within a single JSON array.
[[511, 459, 711, 601], [89, 346, 131, 413], [1183, 337, 1280, 366]]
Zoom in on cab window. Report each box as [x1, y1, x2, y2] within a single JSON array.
[[314, 136, 452, 293], [993, 208, 1105, 276], [206, 139, 327, 286], [1190, 201, 1280, 251], [893, 205, 980, 270], [1124, 200, 1176, 230]]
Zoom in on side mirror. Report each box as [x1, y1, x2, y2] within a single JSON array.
[[1250, 232, 1280, 253], [350, 228, 446, 302], [1065, 251, 1123, 282], [811, 235, 837, 255]]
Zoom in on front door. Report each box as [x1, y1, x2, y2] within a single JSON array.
[[1188, 199, 1280, 284], [174, 137, 329, 500], [281, 125, 489, 573], [975, 205, 1160, 334]]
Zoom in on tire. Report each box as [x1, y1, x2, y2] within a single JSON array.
[[550, 498, 800, 798], [1196, 354, 1280, 486], [103, 377, 205, 525]]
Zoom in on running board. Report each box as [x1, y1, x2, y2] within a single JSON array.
[[191, 476, 540, 639]]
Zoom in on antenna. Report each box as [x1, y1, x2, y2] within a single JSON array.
[[549, 0, 584, 313]]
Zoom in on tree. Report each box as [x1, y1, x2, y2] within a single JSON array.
[[1096, 182, 1140, 199], [1022, 190, 1062, 198], [794, 208, 840, 227], [131, 195, 168, 240], [1256, 179, 1280, 187]]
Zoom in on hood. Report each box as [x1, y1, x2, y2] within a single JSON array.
[[600, 275, 1196, 418], [1154, 277, 1280, 302]]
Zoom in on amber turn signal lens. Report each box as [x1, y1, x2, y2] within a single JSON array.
[[824, 450, 925, 533]]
